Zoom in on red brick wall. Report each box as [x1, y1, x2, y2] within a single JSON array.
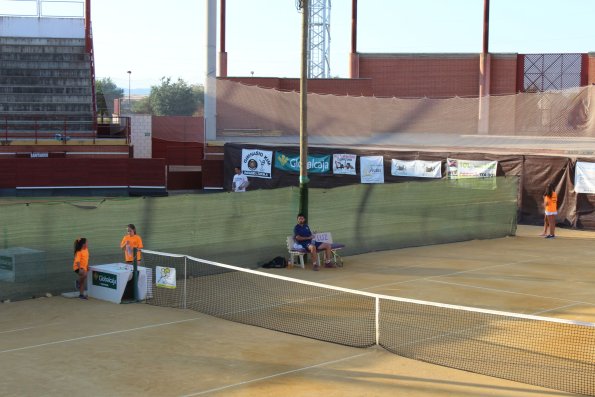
[[589, 53, 595, 85], [358, 54, 480, 97], [361, 53, 518, 97], [201, 159, 224, 189], [152, 116, 204, 143], [152, 138, 203, 166], [0, 158, 165, 188], [226, 53, 595, 98], [0, 145, 129, 158], [167, 171, 202, 190], [489, 54, 518, 95], [358, 53, 517, 98]]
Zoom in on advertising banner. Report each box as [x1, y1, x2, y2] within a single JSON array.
[[92, 271, 117, 290], [241, 149, 273, 178], [274, 152, 331, 173], [156, 266, 176, 289], [360, 156, 384, 184], [575, 161, 595, 194], [447, 158, 497, 179], [391, 159, 442, 178], [333, 154, 357, 175]]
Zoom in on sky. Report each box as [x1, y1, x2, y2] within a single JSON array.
[[84, 0, 595, 90]]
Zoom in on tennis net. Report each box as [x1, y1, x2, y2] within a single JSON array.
[[142, 250, 595, 396]]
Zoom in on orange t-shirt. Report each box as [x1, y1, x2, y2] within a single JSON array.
[[120, 234, 143, 262], [544, 192, 558, 213], [73, 248, 89, 271]]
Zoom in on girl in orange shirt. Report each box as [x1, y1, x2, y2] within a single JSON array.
[[73, 237, 89, 300], [542, 184, 558, 239], [120, 224, 143, 263]]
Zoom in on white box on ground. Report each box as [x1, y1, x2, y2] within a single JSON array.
[[0, 247, 45, 282], [87, 263, 149, 304]]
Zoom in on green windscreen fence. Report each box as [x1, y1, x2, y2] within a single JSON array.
[[0, 177, 517, 301]]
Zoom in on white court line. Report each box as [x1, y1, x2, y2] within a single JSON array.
[[180, 351, 373, 397], [531, 303, 583, 316], [0, 318, 200, 354], [360, 257, 540, 291], [0, 323, 63, 334], [426, 279, 595, 307]]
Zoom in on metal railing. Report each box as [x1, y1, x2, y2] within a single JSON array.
[[2, 114, 130, 144]]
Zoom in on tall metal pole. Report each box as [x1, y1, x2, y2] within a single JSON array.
[[127, 70, 131, 111], [482, 0, 490, 55], [349, 0, 359, 78], [351, 0, 357, 53], [205, 0, 217, 141], [219, 0, 227, 77], [299, 0, 309, 218], [478, 0, 491, 134]]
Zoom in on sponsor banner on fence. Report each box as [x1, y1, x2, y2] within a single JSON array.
[[275, 152, 331, 173], [360, 156, 384, 184], [333, 154, 357, 175], [447, 158, 497, 179], [156, 266, 176, 289], [241, 149, 273, 178], [391, 159, 442, 178], [575, 161, 595, 194]]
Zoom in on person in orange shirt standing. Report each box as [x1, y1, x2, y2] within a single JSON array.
[[120, 224, 143, 263], [73, 237, 89, 300], [542, 183, 558, 239]]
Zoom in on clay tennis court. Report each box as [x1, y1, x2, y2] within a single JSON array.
[[1, 225, 594, 397]]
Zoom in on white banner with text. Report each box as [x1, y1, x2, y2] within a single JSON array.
[[360, 156, 384, 184], [391, 159, 442, 178]]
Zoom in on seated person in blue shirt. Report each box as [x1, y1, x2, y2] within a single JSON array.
[[294, 213, 334, 271]]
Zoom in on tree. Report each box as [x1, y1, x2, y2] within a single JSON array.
[[95, 77, 124, 116], [132, 96, 152, 114], [149, 77, 203, 116]]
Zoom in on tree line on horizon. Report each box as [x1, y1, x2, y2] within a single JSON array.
[[95, 77, 204, 117]]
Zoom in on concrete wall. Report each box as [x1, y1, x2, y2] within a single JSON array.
[[127, 114, 152, 159], [0, 16, 84, 38]]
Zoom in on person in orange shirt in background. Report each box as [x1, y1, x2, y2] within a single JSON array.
[[542, 183, 558, 239], [73, 237, 89, 300], [120, 224, 143, 263]]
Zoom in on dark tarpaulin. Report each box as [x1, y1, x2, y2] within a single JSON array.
[[224, 142, 594, 229]]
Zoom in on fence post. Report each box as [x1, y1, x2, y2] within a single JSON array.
[[375, 296, 379, 346], [183, 256, 187, 309], [133, 248, 139, 302], [63, 118, 67, 143]]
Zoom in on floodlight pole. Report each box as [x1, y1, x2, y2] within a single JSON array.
[[299, 0, 309, 218], [478, 0, 491, 134], [127, 70, 131, 112]]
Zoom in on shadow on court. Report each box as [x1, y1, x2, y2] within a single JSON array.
[[1, 225, 592, 396]]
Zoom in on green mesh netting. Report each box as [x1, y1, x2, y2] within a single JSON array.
[[0, 177, 517, 301]]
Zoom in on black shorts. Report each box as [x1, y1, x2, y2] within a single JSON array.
[[74, 269, 80, 274]]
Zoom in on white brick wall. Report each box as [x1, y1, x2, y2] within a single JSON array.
[[126, 114, 152, 159]]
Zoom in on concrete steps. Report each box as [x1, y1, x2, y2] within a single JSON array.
[[0, 36, 94, 136]]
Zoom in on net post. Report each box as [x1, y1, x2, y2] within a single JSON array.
[[132, 248, 138, 302], [183, 256, 187, 309], [375, 296, 379, 346]]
